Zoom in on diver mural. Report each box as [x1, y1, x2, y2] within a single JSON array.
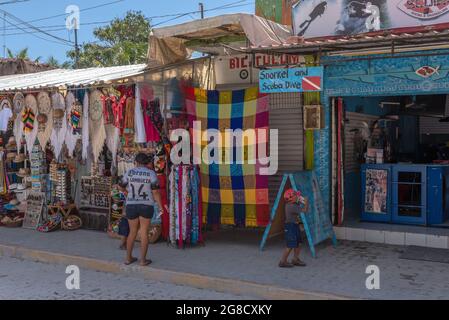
[[292, 0, 449, 38]]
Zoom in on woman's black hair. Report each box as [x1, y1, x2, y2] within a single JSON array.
[[135, 153, 150, 165]]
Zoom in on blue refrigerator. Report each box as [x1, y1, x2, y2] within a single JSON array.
[[361, 164, 449, 226]]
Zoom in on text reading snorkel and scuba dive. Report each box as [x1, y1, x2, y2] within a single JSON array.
[[259, 67, 324, 93]]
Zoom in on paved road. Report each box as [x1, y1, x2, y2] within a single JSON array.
[[0, 257, 253, 300]]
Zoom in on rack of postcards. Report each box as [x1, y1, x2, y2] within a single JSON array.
[[79, 173, 112, 231], [49, 161, 71, 205]]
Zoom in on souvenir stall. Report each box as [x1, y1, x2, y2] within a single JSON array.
[[0, 65, 162, 235]]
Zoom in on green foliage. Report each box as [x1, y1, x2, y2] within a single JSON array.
[[7, 47, 29, 59], [45, 56, 71, 69], [67, 11, 151, 68]]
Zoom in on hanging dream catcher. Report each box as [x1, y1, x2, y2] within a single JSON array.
[[13, 92, 25, 114], [50, 92, 67, 159], [0, 98, 14, 131], [36, 91, 53, 149], [89, 90, 107, 163], [12, 93, 25, 153]]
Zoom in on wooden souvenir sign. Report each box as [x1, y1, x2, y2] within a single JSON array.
[[23, 191, 45, 229]]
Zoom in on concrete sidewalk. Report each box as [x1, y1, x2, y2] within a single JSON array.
[[1, 227, 449, 300]]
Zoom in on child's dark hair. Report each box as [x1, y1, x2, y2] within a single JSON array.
[[135, 153, 149, 165]]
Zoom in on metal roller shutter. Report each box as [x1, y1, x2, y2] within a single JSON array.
[[268, 93, 304, 206]]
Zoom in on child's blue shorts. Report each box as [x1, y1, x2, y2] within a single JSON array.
[[285, 223, 302, 248]]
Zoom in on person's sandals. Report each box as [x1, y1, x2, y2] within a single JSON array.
[[140, 259, 152, 266], [292, 259, 307, 267], [125, 257, 138, 265], [278, 261, 294, 268]]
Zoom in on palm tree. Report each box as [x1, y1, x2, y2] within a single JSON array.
[[45, 56, 72, 69], [6, 47, 29, 59]]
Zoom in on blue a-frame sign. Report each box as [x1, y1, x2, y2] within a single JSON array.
[[260, 173, 337, 258]]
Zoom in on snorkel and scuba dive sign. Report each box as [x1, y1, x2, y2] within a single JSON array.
[[259, 67, 324, 93]]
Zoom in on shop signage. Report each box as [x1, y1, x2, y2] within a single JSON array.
[[292, 0, 449, 38], [324, 54, 449, 97], [259, 66, 323, 93], [214, 54, 305, 85]]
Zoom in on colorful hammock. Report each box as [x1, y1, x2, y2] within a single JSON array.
[[185, 87, 270, 228]]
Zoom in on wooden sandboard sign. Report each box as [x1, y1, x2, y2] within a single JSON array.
[[23, 191, 45, 230]]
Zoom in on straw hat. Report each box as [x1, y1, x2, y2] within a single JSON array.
[[5, 136, 16, 149], [17, 168, 30, 178], [6, 152, 16, 160], [9, 199, 20, 206], [13, 153, 26, 163]]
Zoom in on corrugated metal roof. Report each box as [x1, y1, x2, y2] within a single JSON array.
[[245, 24, 449, 54], [0, 64, 147, 93]]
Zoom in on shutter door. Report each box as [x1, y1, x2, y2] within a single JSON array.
[[268, 93, 304, 206]]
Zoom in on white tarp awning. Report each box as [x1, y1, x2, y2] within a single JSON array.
[[148, 13, 292, 65], [0, 64, 148, 93]]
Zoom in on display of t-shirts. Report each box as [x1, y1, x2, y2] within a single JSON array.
[[121, 167, 159, 206], [0, 107, 12, 132]]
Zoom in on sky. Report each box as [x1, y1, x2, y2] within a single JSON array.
[[0, 0, 254, 63]]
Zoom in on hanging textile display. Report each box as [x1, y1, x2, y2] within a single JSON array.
[[13, 93, 24, 155], [169, 165, 202, 248], [185, 87, 270, 228], [0, 98, 13, 133], [64, 92, 81, 157], [23, 94, 39, 155], [105, 124, 120, 170], [50, 92, 67, 160], [89, 90, 107, 163], [81, 91, 89, 161], [123, 95, 135, 147], [138, 83, 161, 143], [134, 84, 147, 143], [36, 91, 53, 149]]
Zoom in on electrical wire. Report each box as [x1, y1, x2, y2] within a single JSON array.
[[0, 0, 30, 5], [151, 1, 255, 27], [0, 12, 72, 46], [15, 0, 126, 25], [1, 0, 254, 32]]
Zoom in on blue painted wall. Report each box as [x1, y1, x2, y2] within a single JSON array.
[[316, 49, 449, 223]]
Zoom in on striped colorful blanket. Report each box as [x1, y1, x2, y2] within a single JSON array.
[[185, 87, 270, 228]]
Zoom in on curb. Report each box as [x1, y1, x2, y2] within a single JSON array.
[[0, 243, 350, 300]]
